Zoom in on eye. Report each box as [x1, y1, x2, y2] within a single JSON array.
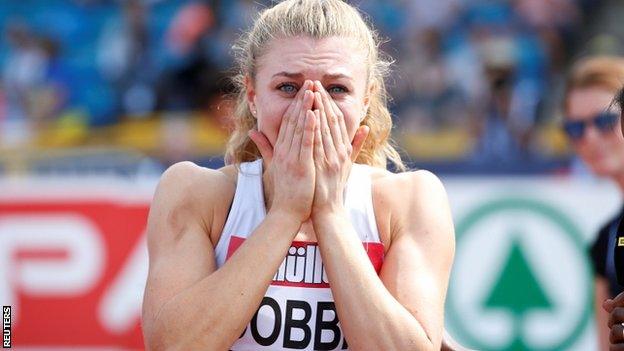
[[327, 85, 348, 94], [277, 83, 298, 94]]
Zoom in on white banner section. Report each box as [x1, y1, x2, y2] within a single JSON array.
[[443, 177, 620, 351]]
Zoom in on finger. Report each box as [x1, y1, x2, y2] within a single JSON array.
[[248, 130, 273, 162], [315, 81, 349, 146], [607, 299, 616, 313], [327, 91, 350, 148], [313, 109, 324, 163], [300, 110, 316, 162], [277, 80, 311, 148], [317, 93, 336, 156], [611, 323, 624, 344], [278, 92, 303, 149], [612, 293, 624, 309], [350, 125, 370, 162], [287, 90, 314, 152], [609, 307, 624, 328], [316, 82, 345, 152]]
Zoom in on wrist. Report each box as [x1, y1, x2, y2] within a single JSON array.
[[311, 205, 348, 222], [267, 207, 306, 227]]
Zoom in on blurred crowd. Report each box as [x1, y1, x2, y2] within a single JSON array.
[[0, 0, 617, 172]]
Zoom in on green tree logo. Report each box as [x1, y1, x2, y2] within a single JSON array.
[[446, 198, 592, 351], [483, 237, 553, 350]]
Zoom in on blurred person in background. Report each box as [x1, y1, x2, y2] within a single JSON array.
[[141, 0, 456, 350], [599, 87, 624, 351], [29, 37, 72, 126], [97, 0, 156, 118], [1, 21, 46, 147], [1, 21, 71, 148], [157, 0, 220, 111], [465, 2, 547, 166], [562, 56, 624, 350]]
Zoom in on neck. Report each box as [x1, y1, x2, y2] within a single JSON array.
[[261, 159, 273, 211]]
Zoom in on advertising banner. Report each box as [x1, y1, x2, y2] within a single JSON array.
[[0, 177, 619, 350]]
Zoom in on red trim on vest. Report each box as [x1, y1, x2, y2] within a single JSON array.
[[226, 235, 384, 289]]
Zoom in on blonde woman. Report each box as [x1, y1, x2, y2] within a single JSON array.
[[141, 1, 455, 350]]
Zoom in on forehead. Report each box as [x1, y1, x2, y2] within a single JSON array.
[[566, 87, 617, 120], [257, 36, 367, 79]]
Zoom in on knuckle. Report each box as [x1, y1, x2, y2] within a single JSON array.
[[344, 144, 352, 155], [289, 114, 297, 125], [335, 147, 347, 160], [339, 152, 349, 162], [274, 150, 286, 162], [327, 159, 340, 172], [286, 159, 298, 169]]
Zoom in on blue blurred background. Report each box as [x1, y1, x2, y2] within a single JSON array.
[[1, 0, 619, 176]]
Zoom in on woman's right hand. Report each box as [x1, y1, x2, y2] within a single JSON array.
[[249, 80, 317, 223]]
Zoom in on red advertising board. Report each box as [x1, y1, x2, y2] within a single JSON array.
[[0, 179, 154, 349]]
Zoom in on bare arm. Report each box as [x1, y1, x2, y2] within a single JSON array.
[[143, 81, 318, 350], [309, 81, 454, 350], [313, 171, 454, 350], [141, 162, 301, 350]]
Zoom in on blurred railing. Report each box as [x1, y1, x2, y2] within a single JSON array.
[[0, 111, 574, 177]]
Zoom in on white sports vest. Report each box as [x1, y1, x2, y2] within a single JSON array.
[[214, 159, 384, 351]]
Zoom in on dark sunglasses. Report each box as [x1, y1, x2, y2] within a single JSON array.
[[563, 112, 619, 141]]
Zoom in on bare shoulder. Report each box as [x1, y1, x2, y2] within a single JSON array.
[[369, 167, 453, 249], [370, 167, 448, 206], [148, 161, 237, 246], [155, 161, 236, 206]]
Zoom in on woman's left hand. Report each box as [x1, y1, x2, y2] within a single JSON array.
[[310, 80, 369, 218]]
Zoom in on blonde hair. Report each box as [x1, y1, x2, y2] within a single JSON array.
[[564, 56, 624, 112], [225, 0, 405, 171]]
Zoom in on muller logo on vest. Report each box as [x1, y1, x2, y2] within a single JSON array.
[[226, 236, 385, 288]]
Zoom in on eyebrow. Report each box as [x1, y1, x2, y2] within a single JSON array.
[[271, 71, 353, 81]]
